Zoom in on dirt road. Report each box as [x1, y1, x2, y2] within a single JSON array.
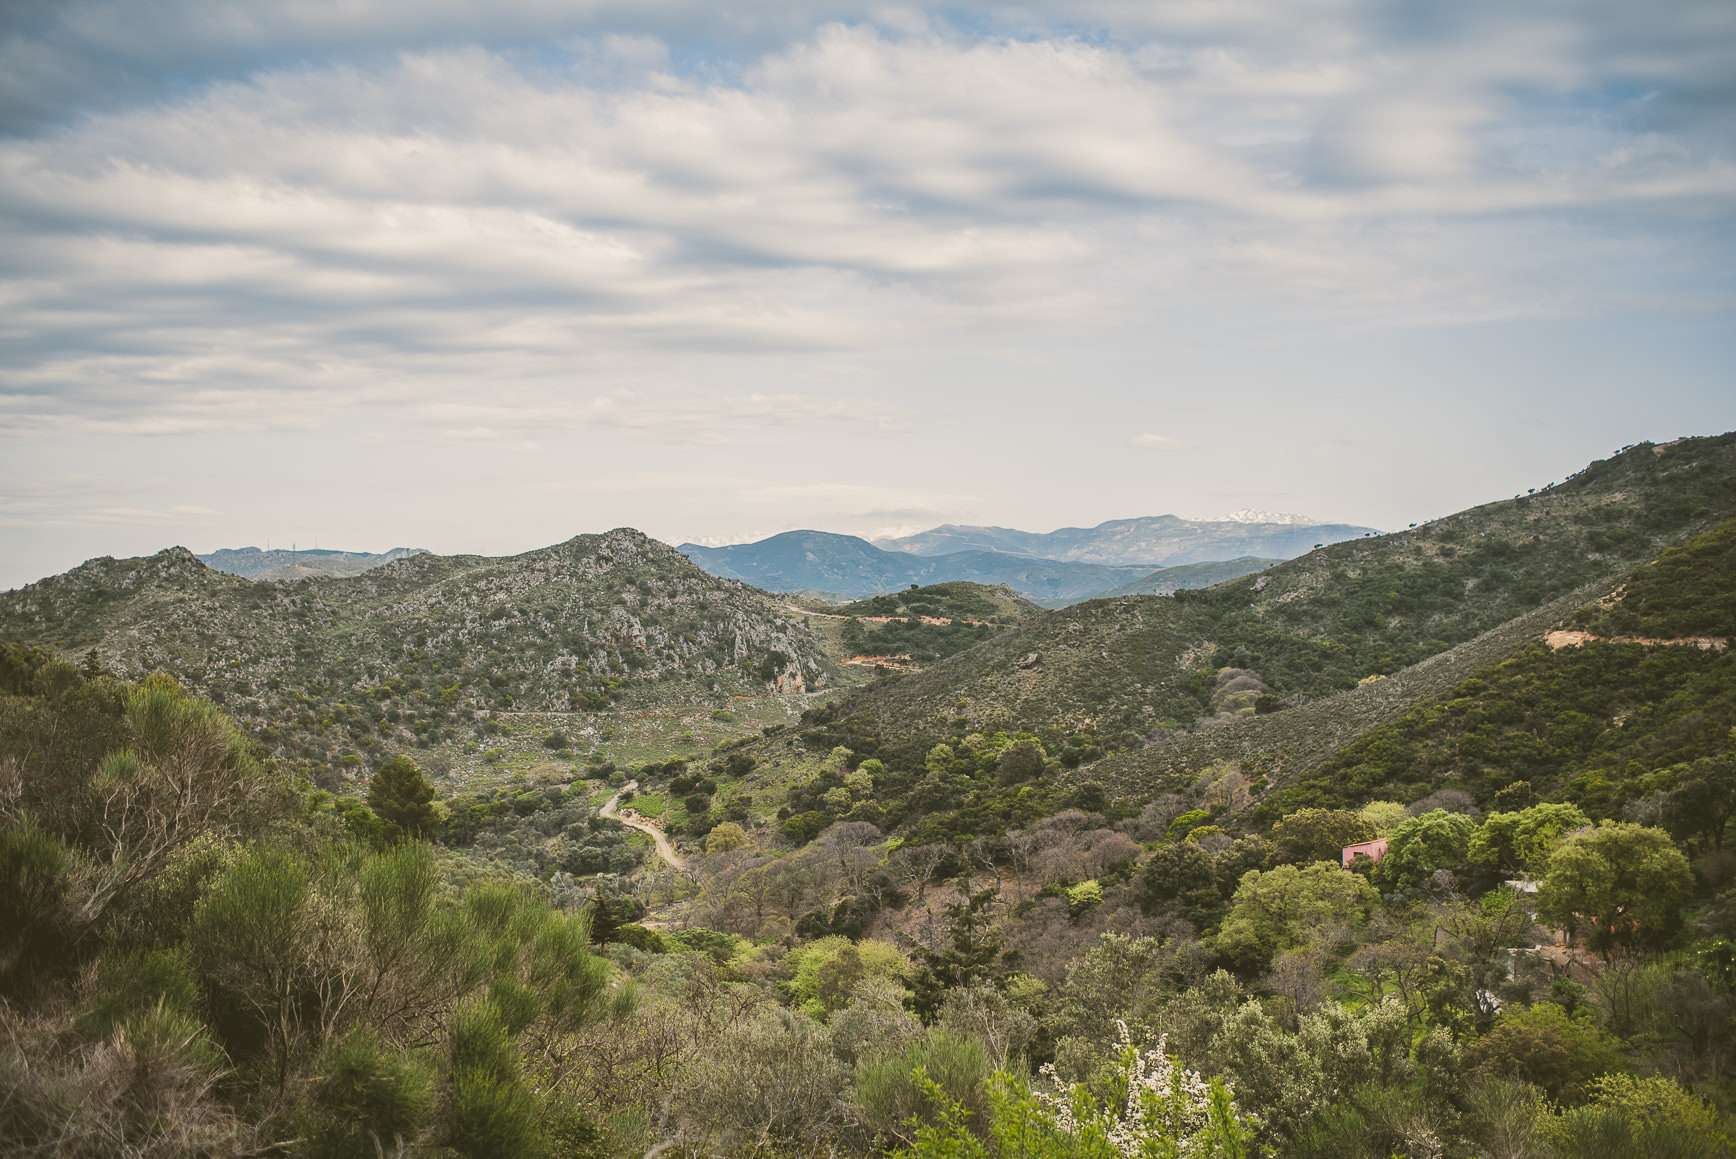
[[601, 782, 690, 876]]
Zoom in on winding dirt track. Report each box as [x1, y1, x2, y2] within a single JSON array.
[[600, 782, 691, 877]]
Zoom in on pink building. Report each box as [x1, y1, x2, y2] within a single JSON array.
[[1342, 837, 1389, 867]]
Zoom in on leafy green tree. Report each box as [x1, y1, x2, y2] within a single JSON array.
[[1467, 802, 1589, 875], [785, 936, 911, 1018], [704, 821, 746, 852], [1374, 809, 1476, 892], [367, 755, 439, 843], [1216, 862, 1377, 972], [1544, 1073, 1731, 1155], [1357, 801, 1408, 835], [1535, 822, 1694, 957], [1138, 841, 1223, 928], [1268, 808, 1376, 865]]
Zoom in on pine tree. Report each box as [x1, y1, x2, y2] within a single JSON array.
[[912, 877, 1006, 1020], [367, 755, 439, 843]]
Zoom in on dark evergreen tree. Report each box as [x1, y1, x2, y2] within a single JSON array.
[[367, 754, 439, 843], [911, 877, 1005, 1021]]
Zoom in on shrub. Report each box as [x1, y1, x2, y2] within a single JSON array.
[[445, 1001, 541, 1159], [302, 1028, 432, 1159], [705, 822, 747, 852], [1463, 1002, 1626, 1104], [856, 1029, 991, 1144]]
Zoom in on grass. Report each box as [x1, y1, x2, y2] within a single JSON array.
[[628, 792, 667, 818]]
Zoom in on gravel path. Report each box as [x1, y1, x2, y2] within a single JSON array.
[[600, 781, 691, 876]]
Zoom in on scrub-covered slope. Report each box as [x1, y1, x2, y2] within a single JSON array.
[[792, 435, 1736, 772], [1, 529, 831, 769]]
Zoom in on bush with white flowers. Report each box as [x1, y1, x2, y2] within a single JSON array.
[[898, 1022, 1257, 1159]]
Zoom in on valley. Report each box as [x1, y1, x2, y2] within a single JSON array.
[[4, 433, 1736, 1158]]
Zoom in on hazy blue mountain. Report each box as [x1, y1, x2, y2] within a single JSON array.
[[874, 514, 1381, 567], [198, 545, 428, 581], [675, 530, 1152, 601]]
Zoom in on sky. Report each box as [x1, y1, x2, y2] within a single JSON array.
[[1, 0, 1732, 589]]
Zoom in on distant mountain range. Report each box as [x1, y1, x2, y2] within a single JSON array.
[[676, 513, 1379, 602], [676, 531, 1153, 602], [874, 514, 1382, 567], [198, 546, 428, 582]]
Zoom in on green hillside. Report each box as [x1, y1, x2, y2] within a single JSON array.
[[1038, 556, 1284, 607], [784, 435, 1736, 772], [1261, 519, 1736, 822], [5, 461, 1736, 1159], [827, 581, 1045, 625], [805, 582, 1047, 668], [0, 529, 832, 774]]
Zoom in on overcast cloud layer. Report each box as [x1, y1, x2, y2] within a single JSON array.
[[2, 0, 1732, 587]]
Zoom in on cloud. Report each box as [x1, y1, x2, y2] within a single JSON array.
[[1130, 433, 1185, 450], [0, 1, 1731, 584]]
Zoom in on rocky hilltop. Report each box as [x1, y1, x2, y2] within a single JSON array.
[[1, 529, 831, 769], [197, 545, 428, 581]]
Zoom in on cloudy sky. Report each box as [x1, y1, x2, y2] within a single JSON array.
[[2, 0, 1732, 587]]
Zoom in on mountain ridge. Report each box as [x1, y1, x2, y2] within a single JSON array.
[[676, 530, 1154, 601], [781, 434, 1736, 775], [1, 528, 832, 773], [198, 545, 429, 581], [874, 513, 1383, 567]]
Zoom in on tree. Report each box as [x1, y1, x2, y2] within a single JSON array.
[[1467, 803, 1589, 875], [1374, 810, 1475, 892], [784, 936, 911, 1018], [367, 755, 439, 843], [1137, 841, 1223, 928], [1216, 862, 1377, 972], [1663, 755, 1735, 851], [1462, 1002, 1625, 1103], [1535, 822, 1694, 958], [704, 822, 747, 852], [1269, 808, 1376, 865], [995, 738, 1047, 786], [912, 883, 1005, 1020], [1358, 801, 1408, 835]]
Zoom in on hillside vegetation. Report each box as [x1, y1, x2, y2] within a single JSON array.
[[1063, 556, 1284, 606], [814, 583, 1047, 667], [800, 435, 1736, 772], [0, 529, 831, 775], [4, 439, 1736, 1158], [1262, 518, 1736, 822], [198, 545, 428, 581]]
